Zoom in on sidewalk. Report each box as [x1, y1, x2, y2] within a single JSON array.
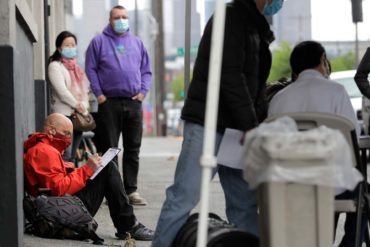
[[23, 136, 348, 247], [23, 137, 227, 247]]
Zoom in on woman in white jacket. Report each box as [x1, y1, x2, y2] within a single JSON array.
[[48, 31, 90, 164]]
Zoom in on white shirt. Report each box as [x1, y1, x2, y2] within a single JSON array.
[[268, 69, 360, 136]]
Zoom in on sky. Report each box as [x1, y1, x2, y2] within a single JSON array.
[[75, 0, 370, 42], [311, 0, 370, 41]]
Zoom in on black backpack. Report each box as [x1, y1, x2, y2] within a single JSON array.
[[23, 194, 104, 245]]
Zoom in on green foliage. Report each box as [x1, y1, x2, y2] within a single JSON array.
[[171, 72, 185, 102], [329, 52, 355, 72], [267, 41, 292, 84], [267, 42, 356, 82]]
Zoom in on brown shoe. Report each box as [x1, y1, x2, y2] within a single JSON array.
[[128, 192, 147, 206]]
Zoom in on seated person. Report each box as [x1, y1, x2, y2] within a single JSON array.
[[23, 113, 154, 241], [268, 40, 363, 247], [355, 47, 370, 134]]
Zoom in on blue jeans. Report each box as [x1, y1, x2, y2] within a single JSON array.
[[151, 122, 258, 247]]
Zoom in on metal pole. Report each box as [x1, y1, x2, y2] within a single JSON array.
[[152, 0, 166, 136], [355, 22, 359, 67], [196, 0, 226, 246], [184, 0, 191, 97], [134, 0, 139, 35]]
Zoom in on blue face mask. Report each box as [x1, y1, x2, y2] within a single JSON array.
[[61, 47, 77, 59], [263, 0, 284, 16], [113, 19, 129, 33]]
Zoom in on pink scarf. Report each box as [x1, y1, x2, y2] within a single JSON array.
[[60, 57, 85, 101]]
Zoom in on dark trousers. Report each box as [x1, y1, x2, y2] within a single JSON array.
[[93, 98, 143, 195], [63, 124, 83, 165], [75, 162, 136, 232], [335, 186, 368, 247]]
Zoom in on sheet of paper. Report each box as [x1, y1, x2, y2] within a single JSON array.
[[217, 128, 245, 170], [89, 148, 121, 180]]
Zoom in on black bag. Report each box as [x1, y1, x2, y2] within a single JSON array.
[[172, 213, 259, 247], [71, 111, 96, 132], [23, 195, 103, 245]]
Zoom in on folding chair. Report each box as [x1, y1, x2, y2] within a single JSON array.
[[265, 112, 370, 247]]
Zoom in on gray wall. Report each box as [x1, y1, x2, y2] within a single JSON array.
[[0, 11, 37, 247], [0, 0, 41, 245]]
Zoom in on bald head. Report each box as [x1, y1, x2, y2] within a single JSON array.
[[43, 113, 73, 137]]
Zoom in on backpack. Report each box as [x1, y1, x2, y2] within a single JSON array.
[[172, 213, 259, 247], [23, 194, 104, 245]]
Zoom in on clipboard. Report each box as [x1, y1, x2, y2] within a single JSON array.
[[89, 148, 121, 179]]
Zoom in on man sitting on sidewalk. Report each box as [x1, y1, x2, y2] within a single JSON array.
[[23, 113, 154, 241]]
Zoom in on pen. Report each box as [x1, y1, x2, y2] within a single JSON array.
[[85, 151, 93, 159]]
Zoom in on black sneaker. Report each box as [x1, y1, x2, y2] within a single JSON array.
[[116, 223, 154, 241]]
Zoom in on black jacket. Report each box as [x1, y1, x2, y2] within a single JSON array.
[[181, 0, 274, 132], [355, 47, 370, 98]]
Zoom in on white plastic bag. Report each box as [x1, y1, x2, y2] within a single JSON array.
[[243, 117, 363, 191]]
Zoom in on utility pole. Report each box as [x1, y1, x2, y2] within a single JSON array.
[[134, 0, 138, 35], [351, 0, 363, 67], [152, 0, 166, 136]]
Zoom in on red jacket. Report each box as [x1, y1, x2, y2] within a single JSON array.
[[24, 132, 94, 197]]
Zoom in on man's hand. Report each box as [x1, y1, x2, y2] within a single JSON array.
[[132, 93, 145, 101], [239, 130, 249, 145], [97, 95, 107, 104], [86, 154, 102, 171]]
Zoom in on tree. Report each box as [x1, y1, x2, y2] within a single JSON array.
[[171, 72, 185, 102], [267, 41, 292, 83], [329, 52, 356, 72]]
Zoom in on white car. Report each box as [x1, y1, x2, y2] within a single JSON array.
[[330, 70, 367, 133], [330, 70, 362, 117]]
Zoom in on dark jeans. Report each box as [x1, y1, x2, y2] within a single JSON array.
[[335, 185, 369, 247], [93, 98, 143, 195], [75, 162, 136, 232]]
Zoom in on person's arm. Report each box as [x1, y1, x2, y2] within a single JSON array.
[[25, 146, 94, 196], [48, 62, 79, 109], [218, 7, 259, 131], [354, 47, 370, 98], [85, 38, 104, 99]]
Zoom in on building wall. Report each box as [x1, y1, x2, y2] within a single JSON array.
[[0, 0, 38, 245], [274, 0, 312, 45], [0, 0, 70, 245]]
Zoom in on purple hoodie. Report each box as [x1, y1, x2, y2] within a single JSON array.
[[85, 25, 152, 98]]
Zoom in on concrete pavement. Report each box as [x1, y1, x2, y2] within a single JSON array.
[[23, 136, 347, 247]]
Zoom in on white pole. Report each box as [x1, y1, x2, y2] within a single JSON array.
[[196, 0, 226, 246]]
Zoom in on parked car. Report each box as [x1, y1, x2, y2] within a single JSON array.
[[330, 70, 369, 134], [330, 70, 362, 118]]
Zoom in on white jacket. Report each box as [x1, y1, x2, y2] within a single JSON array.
[[268, 69, 360, 136], [48, 61, 89, 116]]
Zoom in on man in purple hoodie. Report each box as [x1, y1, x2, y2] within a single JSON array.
[[85, 5, 151, 206]]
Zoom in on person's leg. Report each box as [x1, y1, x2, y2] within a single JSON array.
[[121, 99, 143, 195], [94, 99, 122, 154], [151, 122, 221, 247], [75, 162, 136, 231], [218, 165, 259, 236], [336, 187, 368, 247], [70, 130, 83, 165]]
